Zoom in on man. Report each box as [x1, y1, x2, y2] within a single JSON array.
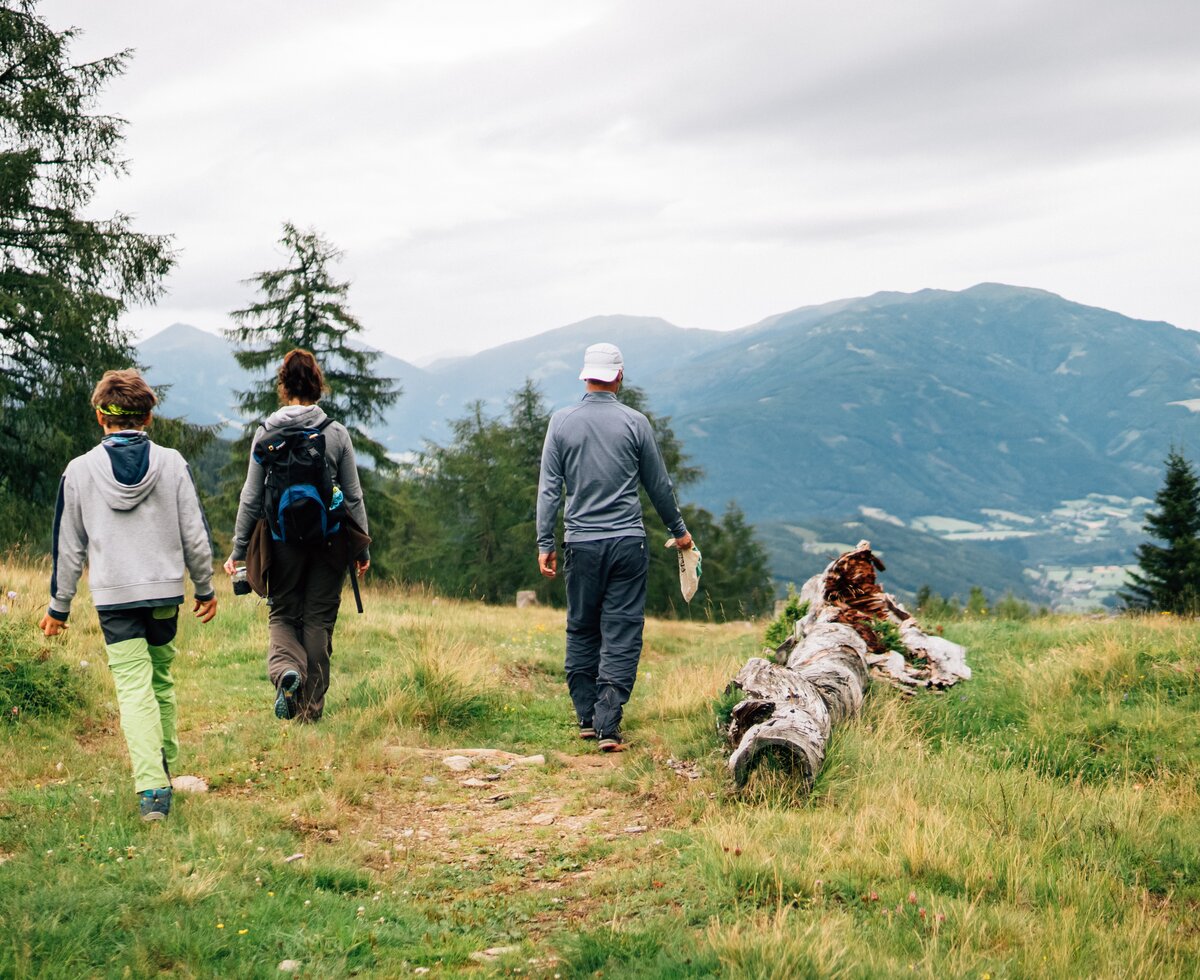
[[537, 343, 693, 751]]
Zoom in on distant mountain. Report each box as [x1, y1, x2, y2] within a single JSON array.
[[662, 284, 1200, 524], [136, 285, 1200, 606]]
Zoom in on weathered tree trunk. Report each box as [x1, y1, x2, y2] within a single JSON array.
[[724, 541, 970, 787], [726, 622, 869, 788]]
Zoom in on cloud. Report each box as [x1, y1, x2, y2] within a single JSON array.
[[42, 0, 1200, 356]]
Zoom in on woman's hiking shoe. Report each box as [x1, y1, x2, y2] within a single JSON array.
[[597, 733, 628, 753], [578, 723, 596, 740], [138, 787, 172, 822], [275, 670, 301, 719]]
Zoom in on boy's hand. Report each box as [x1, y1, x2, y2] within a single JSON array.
[[222, 556, 236, 576], [538, 551, 557, 579], [38, 615, 67, 637], [354, 559, 370, 578], [193, 597, 218, 623]]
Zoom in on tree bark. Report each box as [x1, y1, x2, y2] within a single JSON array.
[[724, 541, 969, 787]]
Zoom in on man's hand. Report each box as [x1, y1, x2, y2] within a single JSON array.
[[666, 532, 694, 550], [193, 597, 218, 623], [39, 614, 66, 637], [355, 559, 370, 578], [222, 556, 236, 576], [538, 551, 557, 579]]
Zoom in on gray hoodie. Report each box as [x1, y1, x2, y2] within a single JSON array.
[[49, 433, 215, 620], [230, 404, 369, 561]]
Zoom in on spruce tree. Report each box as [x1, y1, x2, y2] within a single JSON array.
[[0, 0, 173, 520], [1121, 449, 1200, 613], [225, 223, 400, 466]]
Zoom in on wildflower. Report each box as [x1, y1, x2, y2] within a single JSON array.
[[6, 591, 16, 599], [217, 923, 224, 929], [0, 606, 8, 614], [238, 929, 248, 935]]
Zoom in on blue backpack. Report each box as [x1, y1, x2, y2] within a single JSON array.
[[255, 419, 343, 544]]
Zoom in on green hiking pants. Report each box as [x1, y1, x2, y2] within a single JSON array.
[[99, 606, 180, 793]]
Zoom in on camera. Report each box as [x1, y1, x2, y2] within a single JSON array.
[[232, 565, 251, 596]]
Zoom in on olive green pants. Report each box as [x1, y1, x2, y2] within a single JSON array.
[[99, 606, 179, 793]]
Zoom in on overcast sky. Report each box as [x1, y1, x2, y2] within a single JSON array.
[[44, 0, 1200, 364]]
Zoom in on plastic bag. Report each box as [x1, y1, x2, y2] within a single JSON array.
[[666, 538, 702, 602]]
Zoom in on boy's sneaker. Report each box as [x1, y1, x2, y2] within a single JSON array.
[[578, 721, 596, 740], [138, 787, 172, 822], [274, 670, 301, 720], [597, 731, 628, 753]]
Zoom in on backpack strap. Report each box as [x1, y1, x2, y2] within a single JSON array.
[[316, 418, 333, 432]]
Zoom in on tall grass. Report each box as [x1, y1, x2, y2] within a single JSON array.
[[0, 563, 1198, 977]]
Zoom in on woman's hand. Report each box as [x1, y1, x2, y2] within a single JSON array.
[[223, 556, 236, 576], [355, 559, 370, 578]]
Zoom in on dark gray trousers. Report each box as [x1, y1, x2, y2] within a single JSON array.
[[267, 539, 346, 721], [564, 535, 649, 738]]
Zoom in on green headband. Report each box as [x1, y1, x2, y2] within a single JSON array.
[[99, 404, 149, 417]]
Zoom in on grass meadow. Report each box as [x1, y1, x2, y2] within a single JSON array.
[[2, 558, 1200, 978]]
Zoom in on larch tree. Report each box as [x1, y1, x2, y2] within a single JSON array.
[[1122, 449, 1200, 614], [225, 222, 400, 467]]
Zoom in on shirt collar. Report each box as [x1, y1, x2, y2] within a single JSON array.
[[581, 391, 618, 402]]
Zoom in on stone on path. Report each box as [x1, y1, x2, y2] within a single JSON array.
[[469, 946, 519, 964], [171, 775, 209, 794], [528, 813, 556, 826], [442, 755, 473, 771], [459, 777, 490, 787]]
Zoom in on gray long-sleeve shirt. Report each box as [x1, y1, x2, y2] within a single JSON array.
[[230, 404, 369, 561], [536, 391, 688, 552], [49, 433, 214, 620]]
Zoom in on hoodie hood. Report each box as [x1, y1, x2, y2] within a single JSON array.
[[262, 404, 327, 432], [86, 433, 166, 511]]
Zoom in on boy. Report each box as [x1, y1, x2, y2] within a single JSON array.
[[38, 369, 217, 822]]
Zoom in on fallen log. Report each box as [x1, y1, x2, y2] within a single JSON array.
[[723, 541, 969, 787]]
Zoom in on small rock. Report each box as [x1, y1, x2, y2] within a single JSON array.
[[414, 969, 430, 976], [278, 961, 301, 973], [443, 755, 473, 771], [515, 754, 545, 766], [460, 777, 489, 787], [482, 773, 502, 781], [421, 776, 438, 785], [624, 825, 648, 834], [171, 775, 209, 794], [484, 793, 510, 803], [529, 813, 556, 826], [469, 946, 519, 963], [283, 852, 305, 863]]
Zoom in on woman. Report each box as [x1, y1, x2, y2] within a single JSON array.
[[226, 349, 369, 722]]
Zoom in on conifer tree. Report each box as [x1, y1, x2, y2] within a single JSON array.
[[1121, 449, 1200, 613], [0, 0, 173, 521], [225, 223, 400, 466]]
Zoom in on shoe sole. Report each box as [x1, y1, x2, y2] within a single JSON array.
[[598, 740, 628, 753], [275, 672, 301, 720], [579, 729, 596, 740], [141, 810, 166, 822]]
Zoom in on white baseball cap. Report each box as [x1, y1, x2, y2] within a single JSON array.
[[579, 342, 624, 382]]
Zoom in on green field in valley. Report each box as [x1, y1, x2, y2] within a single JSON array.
[[2, 560, 1200, 978]]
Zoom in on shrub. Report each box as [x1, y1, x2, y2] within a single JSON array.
[[764, 586, 809, 647], [0, 618, 83, 720], [866, 618, 907, 656]]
